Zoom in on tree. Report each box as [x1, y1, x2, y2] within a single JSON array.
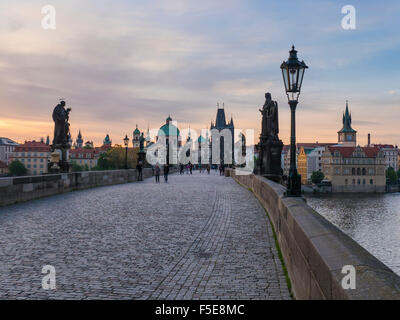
[[70, 161, 84, 172], [96, 152, 110, 170], [386, 167, 398, 185], [311, 171, 324, 184], [106, 146, 138, 169], [8, 160, 27, 176]]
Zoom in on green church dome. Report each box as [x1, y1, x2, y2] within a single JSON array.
[[158, 116, 180, 137], [158, 123, 180, 136]]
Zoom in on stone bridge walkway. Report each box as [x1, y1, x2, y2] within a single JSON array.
[[0, 171, 290, 299]]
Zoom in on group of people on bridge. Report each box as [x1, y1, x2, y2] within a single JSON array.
[[138, 162, 227, 184]]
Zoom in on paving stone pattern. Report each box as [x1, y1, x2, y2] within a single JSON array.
[[0, 171, 290, 299]]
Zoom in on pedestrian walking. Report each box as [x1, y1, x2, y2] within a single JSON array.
[[136, 160, 143, 181], [164, 164, 169, 183], [189, 162, 193, 174], [207, 164, 210, 174], [219, 164, 223, 176], [154, 163, 160, 183], [179, 163, 184, 175]]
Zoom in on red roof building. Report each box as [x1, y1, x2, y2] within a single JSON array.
[[11, 141, 51, 175], [321, 145, 386, 192]]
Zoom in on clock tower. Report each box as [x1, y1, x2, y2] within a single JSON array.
[[337, 101, 357, 146]]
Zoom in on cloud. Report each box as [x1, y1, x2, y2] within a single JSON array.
[[0, 0, 399, 147]]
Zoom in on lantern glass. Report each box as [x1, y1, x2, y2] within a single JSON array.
[[282, 67, 289, 92], [280, 46, 308, 101], [123, 135, 129, 147]]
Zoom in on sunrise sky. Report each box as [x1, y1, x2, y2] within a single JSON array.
[[0, 0, 399, 146]]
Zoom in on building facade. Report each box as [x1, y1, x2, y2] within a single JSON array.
[[282, 143, 335, 182], [70, 148, 98, 169], [321, 103, 386, 192], [11, 141, 51, 175], [371, 144, 398, 171], [321, 145, 386, 192], [297, 147, 307, 185], [0, 137, 19, 164]]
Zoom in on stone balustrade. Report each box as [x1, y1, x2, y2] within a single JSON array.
[[226, 168, 400, 300], [0, 168, 157, 206]]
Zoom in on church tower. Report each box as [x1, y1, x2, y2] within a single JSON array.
[[133, 125, 140, 148], [76, 130, 83, 148], [210, 103, 235, 165], [337, 101, 357, 146]]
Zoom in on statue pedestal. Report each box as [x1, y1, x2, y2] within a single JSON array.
[[138, 151, 146, 164], [257, 136, 283, 179], [50, 144, 71, 173]]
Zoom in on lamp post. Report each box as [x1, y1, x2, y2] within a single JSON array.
[[123, 134, 129, 169], [280, 45, 308, 197]]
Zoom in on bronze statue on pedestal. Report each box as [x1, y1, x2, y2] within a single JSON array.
[[256, 93, 283, 180], [50, 100, 72, 173]]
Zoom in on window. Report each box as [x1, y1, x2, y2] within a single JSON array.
[[357, 168, 361, 175], [370, 179, 373, 185], [345, 179, 348, 185], [363, 179, 366, 185], [357, 179, 360, 185], [362, 168, 366, 175]]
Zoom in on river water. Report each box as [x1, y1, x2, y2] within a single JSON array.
[[305, 193, 400, 275]]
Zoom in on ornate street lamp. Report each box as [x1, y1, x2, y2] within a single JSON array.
[[280, 45, 308, 197], [123, 134, 129, 169]]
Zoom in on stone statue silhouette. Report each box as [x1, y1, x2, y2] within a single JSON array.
[[52, 100, 71, 146], [256, 92, 283, 179], [139, 132, 145, 152], [259, 93, 279, 141]]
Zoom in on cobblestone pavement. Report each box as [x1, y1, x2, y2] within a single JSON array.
[[0, 171, 290, 299]]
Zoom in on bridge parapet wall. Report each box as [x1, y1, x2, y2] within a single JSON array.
[[0, 168, 154, 206], [226, 168, 400, 300]]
